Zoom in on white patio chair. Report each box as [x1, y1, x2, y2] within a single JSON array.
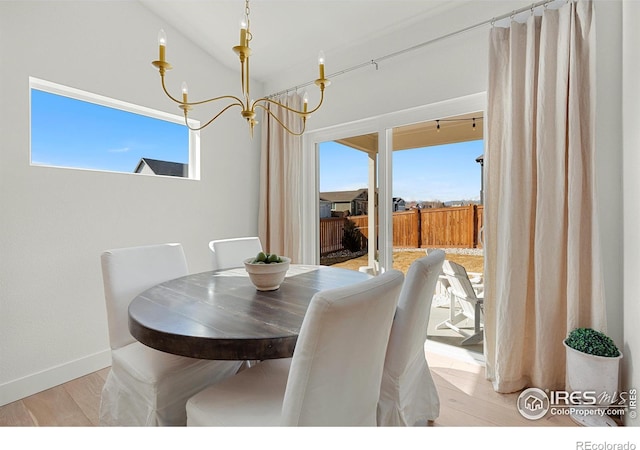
[[437, 260, 484, 345], [378, 250, 445, 426], [209, 236, 263, 270], [99, 243, 243, 426], [186, 270, 405, 426]]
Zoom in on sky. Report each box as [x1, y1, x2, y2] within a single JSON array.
[[32, 88, 482, 200], [30, 89, 188, 173], [319, 139, 483, 202]]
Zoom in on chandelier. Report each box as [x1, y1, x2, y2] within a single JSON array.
[[152, 0, 329, 136]]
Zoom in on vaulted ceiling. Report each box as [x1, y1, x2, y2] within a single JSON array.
[[140, 0, 492, 150], [139, 1, 463, 83]]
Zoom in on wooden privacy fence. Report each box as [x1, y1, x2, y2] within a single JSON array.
[[420, 205, 484, 248], [319, 217, 348, 254], [319, 205, 483, 255]]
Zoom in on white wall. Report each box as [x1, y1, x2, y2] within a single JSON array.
[[265, 1, 523, 128], [622, 0, 640, 427], [595, 0, 624, 365], [0, 1, 261, 405], [268, 0, 629, 393], [1, 0, 632, 415]]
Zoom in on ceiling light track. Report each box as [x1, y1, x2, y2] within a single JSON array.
[[268, 0, 559, 99]]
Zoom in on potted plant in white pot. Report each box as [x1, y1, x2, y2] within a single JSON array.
[[563, 327, 623, 426]]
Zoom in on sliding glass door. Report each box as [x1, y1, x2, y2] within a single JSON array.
[[300, 93, 486, 271], [317, 133, 378, 272]]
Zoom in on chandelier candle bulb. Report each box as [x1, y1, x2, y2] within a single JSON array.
[[303, 92, 309, 113], [181, 82, 188, 103], [239, 17, 248, 47], [158, 29, 167, 63], [318, 51, 325, 79]]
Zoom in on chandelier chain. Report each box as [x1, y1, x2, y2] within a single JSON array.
[[245, 0, 252, 41]]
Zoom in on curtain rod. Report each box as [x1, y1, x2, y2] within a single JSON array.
[[267, 0, 560, 98]]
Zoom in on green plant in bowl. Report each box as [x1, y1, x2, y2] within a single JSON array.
[[251, 251, 284, 264], [244, 252, 290, 291], [564, 327, 620, 358]]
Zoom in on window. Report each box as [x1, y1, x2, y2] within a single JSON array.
[[301, 92, 486, 267], [29, 77, 200, 179]]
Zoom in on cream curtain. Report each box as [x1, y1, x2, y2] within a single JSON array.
[[258, 93, 304, 262], [484, 0, 605, 393]]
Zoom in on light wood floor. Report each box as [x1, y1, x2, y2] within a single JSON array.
[[0, 346, 575, 427]]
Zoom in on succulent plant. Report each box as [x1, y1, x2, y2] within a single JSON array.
[[250, 251, 283, 264], [565, 328, 620, 358]]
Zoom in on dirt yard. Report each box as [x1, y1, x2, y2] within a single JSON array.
[[331, 250, 484, 275]]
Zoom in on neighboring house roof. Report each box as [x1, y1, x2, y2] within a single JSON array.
[[444, 199, 479, 207], [134, 158, 188, 177], [319, 188, 368, 203]]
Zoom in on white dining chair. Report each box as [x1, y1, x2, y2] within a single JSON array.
[[209, 236, 263, 270], [377, 250, 445, 426], [99, 243, 243, 426], [186, 269, 405, 426]]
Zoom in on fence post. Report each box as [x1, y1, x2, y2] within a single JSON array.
[[468, 205, 475, 248], [470, 205, 475, 248], [415, 208, 421, 248]]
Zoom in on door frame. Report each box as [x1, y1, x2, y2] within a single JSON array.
[[301, 92, 486, 269]]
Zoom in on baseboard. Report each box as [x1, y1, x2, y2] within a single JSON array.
[[0, 349, 112, 407]]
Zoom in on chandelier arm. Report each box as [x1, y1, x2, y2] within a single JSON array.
[[185, 95, 245, 108], [184, 102, 244, 131], [160, 74, 185, 105], [152, 0, 325, 136], [253, 97, 305, 116], [244, 56, 250, 102], [302, 87, 325, 115], [161, 75, 244, 108], [255, 104, 306, 136], [253, 87, 325, 116]]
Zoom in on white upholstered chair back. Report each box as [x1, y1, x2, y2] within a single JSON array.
[[378, 250, 445, 426], [99, 243, 243, 426], [101, 243, 188, 350], [209, 237, 263, 270], [281, 269, 404, 426]]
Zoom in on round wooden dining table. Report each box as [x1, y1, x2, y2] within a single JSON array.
[[128, 264, 371, 361]]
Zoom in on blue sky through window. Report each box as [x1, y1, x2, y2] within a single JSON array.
[[320, 139, 483, 202], [30, 89, 189, 174]]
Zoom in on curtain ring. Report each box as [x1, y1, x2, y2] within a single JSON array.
[[491, 18, 496, 27]]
